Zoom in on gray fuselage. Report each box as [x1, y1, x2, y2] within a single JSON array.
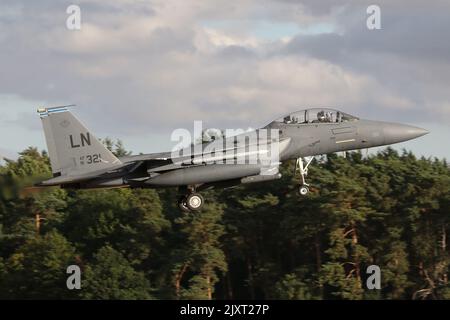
[[129, 118, 428, 188], [270, 119, 427, 161], [50, 111, 427, 189]]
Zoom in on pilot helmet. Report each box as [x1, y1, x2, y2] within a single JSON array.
[[317, 111, 325, 121]]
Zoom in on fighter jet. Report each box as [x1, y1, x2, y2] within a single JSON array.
[[36, 106, 428, 211]]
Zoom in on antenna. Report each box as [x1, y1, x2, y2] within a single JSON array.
[[37, 104, 76, 117]]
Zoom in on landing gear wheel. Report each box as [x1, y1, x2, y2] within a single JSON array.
[[299, 185, 309, 196], [186, 193, 204, 211], [295, 157, 314, 196], [178, 196, 191, 212]]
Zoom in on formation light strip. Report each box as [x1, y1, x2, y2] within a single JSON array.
[[37, 105, 74, 118]]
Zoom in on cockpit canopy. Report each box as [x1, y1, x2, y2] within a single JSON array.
[[271, 108, 359, 125]]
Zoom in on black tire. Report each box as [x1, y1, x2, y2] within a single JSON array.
[[299, 185, 309, 196], [186, 193, 204, 211], [178, 196, 191, 212]]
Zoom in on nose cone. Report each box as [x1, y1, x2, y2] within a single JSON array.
[[383, 123, 429, 144]]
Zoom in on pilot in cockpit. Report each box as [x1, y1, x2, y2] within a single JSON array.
[[317, 111, 334, 123], [284, 115, 293, 124], [317, 111, 326, 122]]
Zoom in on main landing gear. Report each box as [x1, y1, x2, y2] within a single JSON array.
[[178, 187, 205, 212], [295, 157, 314, 196]]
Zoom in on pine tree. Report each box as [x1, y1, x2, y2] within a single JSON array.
[[171, 200, 227, 300], [0, 230, 77, 299], [81, 245, 152, 299]]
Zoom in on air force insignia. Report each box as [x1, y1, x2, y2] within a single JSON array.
[[60, 120, 71, 128]]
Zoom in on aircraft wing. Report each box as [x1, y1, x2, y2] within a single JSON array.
[[36, 106, 288, 189], [119, 151, 172, 163], [36, 163, 129, 186], [38, 134, 291, 185], [123, 136, 291, 174]]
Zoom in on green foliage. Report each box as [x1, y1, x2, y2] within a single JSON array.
[[81, 246, 152, 300], [173, 201, 227, 299], [3, 147, 51, 179], [0, 230, 77, 299], [274, 270, 319, 300], [101, 138, 132, 157], [0, 146, 449, 300]]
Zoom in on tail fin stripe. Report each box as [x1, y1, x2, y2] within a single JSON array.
[[38, 106, 73, 118], [47, 107, 68, 114]]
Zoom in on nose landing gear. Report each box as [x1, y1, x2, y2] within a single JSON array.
[[295, 157, 314, 196], [299, 185, 309, 196]]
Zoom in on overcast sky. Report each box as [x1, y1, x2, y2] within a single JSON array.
[[0, 0, 449, 160]]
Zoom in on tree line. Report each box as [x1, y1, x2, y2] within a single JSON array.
[[0, 141, 448, 299]]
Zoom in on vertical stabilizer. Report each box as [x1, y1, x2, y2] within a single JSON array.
[[38, 106, 121, 176]]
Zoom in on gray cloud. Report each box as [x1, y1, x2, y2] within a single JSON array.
[[0, 0, 448, 142], [282, 1, 450, 123]]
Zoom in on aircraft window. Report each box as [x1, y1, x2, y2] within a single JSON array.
[[307, 109, 358, 123], [309, 109, 336, 123], [279, 112, 306, 124], [283, 115, 293, 124], [271, 108, 358, 126], [341, 113, 357, 122]]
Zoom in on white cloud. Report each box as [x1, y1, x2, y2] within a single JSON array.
[[0, 0, 448, 157], [203, 28, 260, 48]]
